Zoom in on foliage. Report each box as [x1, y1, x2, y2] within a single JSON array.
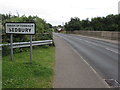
[[1, 13, 53, 55], [2, 46, 55, 88], [1, 13, 53, 43], [2, 45, 10, 56], [64, 14, 120, 31], [65, 17, 81, 31]]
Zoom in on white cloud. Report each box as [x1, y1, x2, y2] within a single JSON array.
[[0, 0, 119, 26]]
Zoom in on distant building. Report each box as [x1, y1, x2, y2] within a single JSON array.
[[57, 27, 62, 32], [57, 27, 64, 32]]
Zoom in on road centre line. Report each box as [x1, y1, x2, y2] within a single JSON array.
[[105, 48, 119, 54], [73, 37, 82, 41], [73, 37, 105, 47], [85, 40, 119, 54], [84, 40, 99, 46]]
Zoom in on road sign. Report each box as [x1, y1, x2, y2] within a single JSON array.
[[5, 22, 36, 64], [5, 22, 35, 34]]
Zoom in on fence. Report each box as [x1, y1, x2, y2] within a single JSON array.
[[0, 40, 53, 50]]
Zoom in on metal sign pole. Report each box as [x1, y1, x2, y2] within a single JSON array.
[[30, 35, 32, 64], [10, 34, 13, 61]]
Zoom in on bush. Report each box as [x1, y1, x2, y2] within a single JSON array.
[[2, 45, 10, 56]]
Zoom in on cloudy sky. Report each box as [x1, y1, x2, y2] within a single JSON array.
[[0, 0, 119, 26]]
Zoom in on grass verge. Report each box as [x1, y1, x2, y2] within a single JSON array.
[[2, 46, 55, 88]]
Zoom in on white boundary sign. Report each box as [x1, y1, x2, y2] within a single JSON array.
[[5, 22, 36, 64], [5, 22, 35, 34]]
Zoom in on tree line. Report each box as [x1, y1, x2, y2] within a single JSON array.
[[1, 13, 53, 43], [64, 14, 120, 31]]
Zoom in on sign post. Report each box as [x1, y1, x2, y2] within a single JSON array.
[[30, 35, 32, 64], [5, 22, 36, 63], [10, 34, 13, 61]]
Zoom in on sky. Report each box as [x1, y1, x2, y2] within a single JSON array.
[[0, 0, 119, 26]]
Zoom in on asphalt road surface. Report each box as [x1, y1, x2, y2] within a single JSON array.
[[54, 33, 119, 83]]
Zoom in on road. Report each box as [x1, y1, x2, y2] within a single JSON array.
[[54, 33, 119, 84]]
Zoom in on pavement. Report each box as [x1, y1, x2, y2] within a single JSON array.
[[53, 34, 109, 88]]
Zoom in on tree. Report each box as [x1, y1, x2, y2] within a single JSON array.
[[81, 18, 91, 30], [64, 17, 81, 31], [64, 14, 120, 31]]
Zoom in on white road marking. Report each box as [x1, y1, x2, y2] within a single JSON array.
[[105, 48, 119, 54], [84, 40, 100, 46], [90, 66, 97, 74], [84, 40, 119, 54], [74, 38, 82, 40]]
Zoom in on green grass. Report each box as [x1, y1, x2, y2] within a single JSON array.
[[2, 46, 55, 88]]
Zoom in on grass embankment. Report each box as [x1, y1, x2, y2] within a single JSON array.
[[2, 46, 55, 88]]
